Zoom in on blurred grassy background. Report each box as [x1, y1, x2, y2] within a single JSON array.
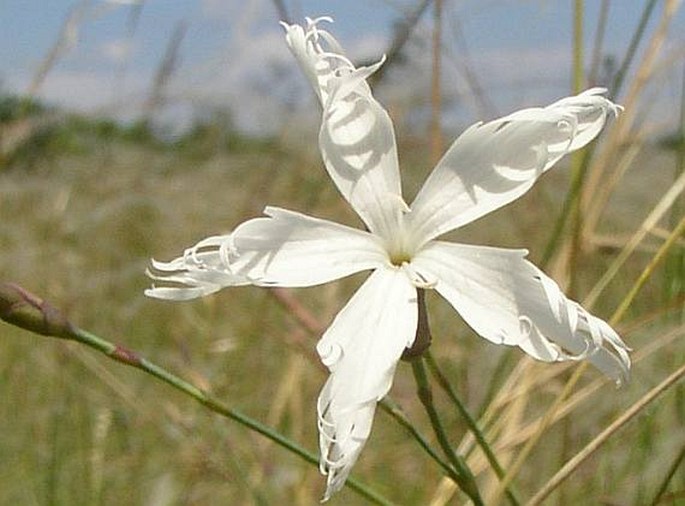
[[1, 1, 684, 505]]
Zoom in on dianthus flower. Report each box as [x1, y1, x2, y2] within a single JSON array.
[[147, 17, 630, 501]]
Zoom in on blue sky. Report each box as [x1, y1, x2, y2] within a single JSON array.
[[1, 0, 683, 133]]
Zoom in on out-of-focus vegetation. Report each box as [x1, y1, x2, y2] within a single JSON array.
[[1, 84, 683, 505], [0, 93, 279, 171]]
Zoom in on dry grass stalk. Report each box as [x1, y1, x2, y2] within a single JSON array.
[[584, 170, 685, 308], [582, 0, 682, 240], [527, 362, 685, 505]]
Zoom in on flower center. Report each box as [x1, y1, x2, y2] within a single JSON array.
[[385, 235, 415, 267], [382, 226, 437, 289]]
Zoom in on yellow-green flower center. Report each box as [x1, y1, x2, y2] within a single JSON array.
[[385, 233, 417, 267]]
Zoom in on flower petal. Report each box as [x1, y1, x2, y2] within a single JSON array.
[[282, 17, 341, 106], [284, 18, 406, 240], [410, 88, 621, 244], [229, 207, 387, 287], [145, 235, 250, 301], [145, 207, 386, 297], [316, 267, 418, 500], [318, 81, 406, 240], [412, 241, 630, 384]]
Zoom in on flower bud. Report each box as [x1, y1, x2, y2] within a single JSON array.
[[0, 282, 74, 338]]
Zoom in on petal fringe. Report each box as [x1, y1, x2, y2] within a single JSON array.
[[413, 242, 630, 385], [315, 268, 418, 500], [410, 88, 621, 244]]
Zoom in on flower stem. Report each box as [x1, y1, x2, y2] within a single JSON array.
[[425, 352, 521, 506], [648, 443, 685, 506], [567, 0, 586, 297], [69, 327, 394, 506], [0, 284, 392, 506], [402, 289, 432, 359], [410, 357, 483, 506], [541, 0, 661, 269], [610, 215, 685, 325], [379, 398, 457, 481]]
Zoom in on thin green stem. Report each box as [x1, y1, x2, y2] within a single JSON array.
[[64, 326, 393, 506], [379, 398, 458, 482], [572, 0, 584, 94], [610, 0, 659, 97], [476, 351, 514, 419], [410, 358, 483, 506], [568, 0, 585, 295], [565, 11, 586, 506], [610, 216, 685, 324], [664, 61, 685, 321], [541, 0, 660, 268], [648, 444, 685, 506], [588, 0, 609, 86], [425, 352, 521, 506], [540, 155, 587, 268]]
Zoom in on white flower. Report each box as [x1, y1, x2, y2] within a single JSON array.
[[146, 17, 631, 501]]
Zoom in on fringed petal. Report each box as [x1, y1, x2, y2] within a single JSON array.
[[412, 241, 630, 385], [229, 207, 386, 287], [145, 234, 250, 301], [146, 207, 387, 297], [315, 268, 418, 500], [283, 17, 406, 241], [409, 88, 621, 244]]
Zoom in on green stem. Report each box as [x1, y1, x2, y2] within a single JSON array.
[[648, 444, 685, 506], [475, 351, 513, 419], [610, 216, 685, 325], [65, 326, 393, 506], [541, 0, 660, 269], [567, 0, 586, 296], [425, 352, 521, 506], [379, 397, 458, 482], [541, 150, 588, 269], [610, 0, 659, 97], [664, 61, 685, 321], [572, 0, 584, 94], [410, 358, 483, 506]]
